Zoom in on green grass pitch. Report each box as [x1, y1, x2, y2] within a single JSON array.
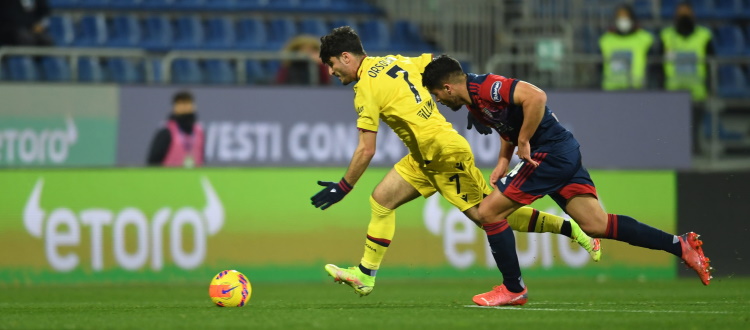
[[1, 278, 748, 329]]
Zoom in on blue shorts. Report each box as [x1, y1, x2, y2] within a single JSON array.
[[497, 144, 597, 211]]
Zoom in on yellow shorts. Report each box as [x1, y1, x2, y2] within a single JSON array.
[[394, 152, 492, 211]]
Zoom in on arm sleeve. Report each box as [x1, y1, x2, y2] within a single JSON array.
[[481, 74, 518, 105], [147, 129, 171, 166], [354, 83, 381, 132]]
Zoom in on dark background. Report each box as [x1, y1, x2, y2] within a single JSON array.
[[677, 171, 750, 279]]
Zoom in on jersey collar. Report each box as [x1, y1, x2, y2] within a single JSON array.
[[355, 55, 368, 81]]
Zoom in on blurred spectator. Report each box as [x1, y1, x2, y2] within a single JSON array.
[[598, 4, 654, 90], [660, 2, 715, 153], [659, 1, 713, 102], [0, 0, 53, 46], [147, 91, 205, 168], [276, 35, 331, 85]]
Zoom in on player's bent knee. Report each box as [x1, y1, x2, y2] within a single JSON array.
[[577, 217, 607, 237], [477, 195, 516, 225]]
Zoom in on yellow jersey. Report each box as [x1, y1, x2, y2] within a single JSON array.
[[353, 54, 466, 164]]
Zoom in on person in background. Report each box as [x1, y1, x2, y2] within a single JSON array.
[[598, 4, 654, 90], [660, 1, 718, 151], [276, 35, 331, 85], [660, 1, 713, 102], [0, 0, 53, 46], [147, 91, 205, 167]]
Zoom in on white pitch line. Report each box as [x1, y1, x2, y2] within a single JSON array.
[[463, 305, 734, 314], [521, 301, 742, 305]]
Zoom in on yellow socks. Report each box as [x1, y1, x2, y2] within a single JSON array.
[[359, 196, 396, 275], [506, 206, 568, 235]]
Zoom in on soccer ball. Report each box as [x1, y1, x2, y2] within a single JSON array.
[[208, 270, 252, 307]]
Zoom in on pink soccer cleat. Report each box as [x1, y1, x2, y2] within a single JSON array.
[[472, 285, 528, 306]]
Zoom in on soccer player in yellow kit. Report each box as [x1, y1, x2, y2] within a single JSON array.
[[310, 26, 600, 297]]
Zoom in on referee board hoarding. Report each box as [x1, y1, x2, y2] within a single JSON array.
[[0, 168, 675, 284], [117, 86, 691, 170]]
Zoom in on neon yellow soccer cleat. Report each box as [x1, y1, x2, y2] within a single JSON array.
[[324, 264, 375, 296], [570, 221, 602, 262]]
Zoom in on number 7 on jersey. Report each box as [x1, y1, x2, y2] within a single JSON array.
[[387, 65, 422, 103]]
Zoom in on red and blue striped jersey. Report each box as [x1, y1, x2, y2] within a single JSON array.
[[465, 73, 574, 151]]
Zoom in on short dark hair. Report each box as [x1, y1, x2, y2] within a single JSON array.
[[676, 1, 693, 11], [422, 54, 465, 90], [615, 4, 636, 22], [173, 90, 194, 104], [319, 26, 366, 64]]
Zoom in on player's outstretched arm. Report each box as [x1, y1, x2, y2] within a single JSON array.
[[310, 130, 377, 210], [513, 81, 547, 167]]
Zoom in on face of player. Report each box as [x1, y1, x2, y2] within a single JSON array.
[[172, 101, 195, 115], [429, 87, 464, 111], [326, 55, 357, 85]]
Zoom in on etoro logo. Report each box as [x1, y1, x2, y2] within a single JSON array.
[[23, 177, 224, 272], [422, 195, 590, 269], [0, 116, 78, 165]]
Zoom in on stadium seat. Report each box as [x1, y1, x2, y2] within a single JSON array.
[[4, 56, 39, 81], [173, 16, 205, 49], [140, 15, 173, 51], [391, 20, 434, 52], [204, 59, 236, 84], [235, 18, 267, 50], [77, 57, 105, 82], [632, 0, 655, 19], [77, 0, 109, 9], [267, 18, 298, 50], [107, 58, 143, 83], [577, 26, 599, 54], [48, 0, 78, 9], [690, 0, 714, 19], [204, 17, 235, 49], [141, 0, 172, 9], [298, 0, 328, 12], [244, 60, 266, 84], [107, 15, 141, 48], [535, 0, 571, 18], [328, 18, 357, 32], [660, 0, 680, 18], [266, 0, 297, 11], [701, 112, 743, 140], [714, 0, 741, 19], [48, 15, 75, 46], [204, 0, 236, 10], [264, 60, 281, 83], [110, 0, 141, 9], [173, 0, 204, 10], [298, 18, 328, 37], [235, 0, 266, 10], [717, 65, 749, 97], [40, 57, 72, 82], [332, 0, 379, 14], [171, 59, 203, 84], [149, 58, 163, 83], [713, 25, 745, 56], [74, 14, 108, 47], [359, 19, 390, 52]]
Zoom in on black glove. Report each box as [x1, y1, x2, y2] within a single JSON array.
[[311, 178, 353, 210], [467, 113, 492, 135]]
